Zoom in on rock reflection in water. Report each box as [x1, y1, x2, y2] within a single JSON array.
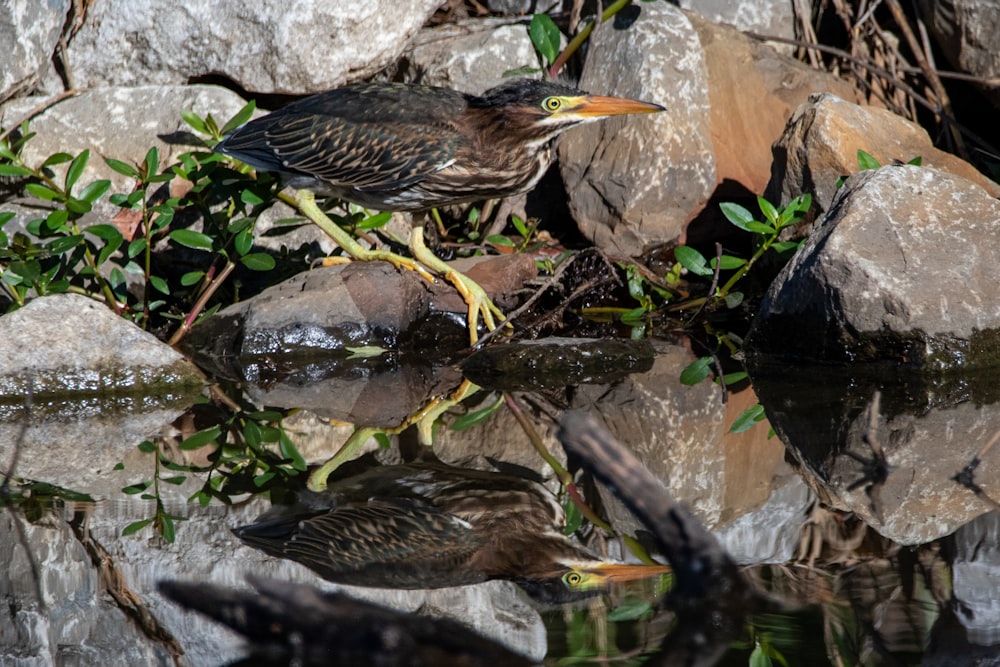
[[233, 452, 670, 603]]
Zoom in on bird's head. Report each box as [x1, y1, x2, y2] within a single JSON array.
[[505, 533, 671, 603], [473, 78, 665, 145]]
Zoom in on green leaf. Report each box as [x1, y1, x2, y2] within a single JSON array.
[[724, 291, 744, 309], [907, 156, 922, 166], [279, 432, 307, 471], [137, 440, 156, 453], [122, 518, 153, 536], [528, 13, 561, 66], [144, 147, 160, 180], [180, 270, 204, 286], [169, 228, 214, 250], [240, 252, 275, 271], [234, 228, 253, 255], [757, 196, 779, 226], [679, 356, 712, 385], [24, 182, 61, 201], [607, 600, 653, 622], [710, 255, 746, 270], [243, 419, 263, 447], [87, 223, 122, 242], [181, 109, 209, 134], [96, 233, 123, 267], [450, 397, 503, 431], [46, 234, 84, 255], [720, 370, 748, 384], [78, 179, 111, 204], [121, 481, 151, 495], [105, 157, 140, 178], [163, 475, 187, 485], [729, 403, 767, 433], [180, 425, 221, 450], [65, 149, 90, 193], [750, 643, 773, 667], [149, 274, 170, 295], [220, 100, 257, 136], [358, 211, 392, 231], [486, 234, 515, 247], [160, 514, 176, 543], [771, 240, 800, 254], [40, 152, 73, 168], [674, 245, 711, 276], [856, 149, 880, 171], [0, 163, 32, 177], [562, 498, 582, 535], [720, 202, 756, 232], [240, 188, 264, 206], [0, 211, 14, 227], [65, 197, 92, 215], [127, 237, 147, 258]]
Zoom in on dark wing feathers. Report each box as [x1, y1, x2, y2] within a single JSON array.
[[216, 84, 466, 192], [234, 499, 485, 589]]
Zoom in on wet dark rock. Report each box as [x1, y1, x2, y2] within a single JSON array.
[[749, 363, 1000, 545], [0, 0, 67, 102], [64, 0, 444, 94], [460, 337, 655, 390], [0, 293, 204, 400], [485, 0, 561, 14], [747, 165, 1000, 369], [766, 93, 1000, 219], [182, 255, 537, 378]]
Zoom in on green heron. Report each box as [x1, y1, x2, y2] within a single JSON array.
[[233, 458, 670, 602], [215, 79, 664, 343]]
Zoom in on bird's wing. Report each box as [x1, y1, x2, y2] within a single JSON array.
[[218, 85, 466, 192], [264, 115, 458, 191], [244, 499, 486, 589]]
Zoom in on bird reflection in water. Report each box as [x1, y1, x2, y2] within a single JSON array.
[[233, 453, 670, 603]]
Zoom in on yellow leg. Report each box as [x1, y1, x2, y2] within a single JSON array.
[[295, 189, 507, 346], [408, 227, 506, 346]]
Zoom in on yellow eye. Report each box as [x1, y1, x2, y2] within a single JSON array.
[[542, 97, 563, 112], [563, 571, 584, 588]]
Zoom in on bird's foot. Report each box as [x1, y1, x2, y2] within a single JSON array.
[[408, 228, 507, 346], [296, 189, 506, 345]]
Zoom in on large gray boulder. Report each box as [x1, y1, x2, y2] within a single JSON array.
[[748, 165, 1000, 369], [65, 0, 444, 94]]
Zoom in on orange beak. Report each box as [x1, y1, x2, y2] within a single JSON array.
[[589, 561, 672, 583], [568, 94, 665, 118]]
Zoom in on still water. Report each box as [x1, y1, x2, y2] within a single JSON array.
[[2, 339, 999, 665]]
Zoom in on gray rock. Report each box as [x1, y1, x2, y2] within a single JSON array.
[[0, 293, 204, 399], [560, 2, 713, 256], [399, 18, 540, 94], [0, 84, 250, 198], [486, 0, 561, 14], [65, 0, 443, 94], [0, 0, 68, 103], [679, 0, 795, 44], [748, 165, 1000, 369], [767, 93, 1000, 218], [951, 512, 1000, 645]]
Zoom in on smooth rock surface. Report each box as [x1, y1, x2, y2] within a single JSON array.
[[65, 0, 444, 94], [748, 165, 1000, 368], [0, 0, 68, 103], [561, 3, 712, 256], [0, 293, 204, 398]]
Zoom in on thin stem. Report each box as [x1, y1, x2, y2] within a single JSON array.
[[167, 259, 236, 346], [548, 0, 632, 79]]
